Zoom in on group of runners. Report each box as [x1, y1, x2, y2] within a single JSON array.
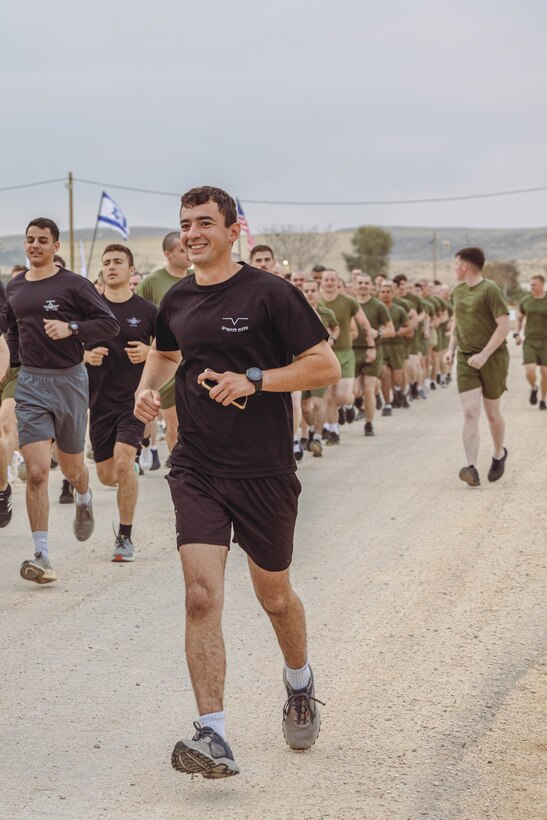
[[0, 185, 543, 779]]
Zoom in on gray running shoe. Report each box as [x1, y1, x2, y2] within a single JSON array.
[[171, 722, 240, 778], [111, 534, 136, 562], [20, 552, 57, 584], [459, 465, 481, 487], [73, 489, 94, 541], [282, 667, 323, 750]]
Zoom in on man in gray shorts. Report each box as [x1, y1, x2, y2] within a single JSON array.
[[6, 218, 119, 584]]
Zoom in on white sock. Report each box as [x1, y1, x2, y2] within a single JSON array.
[[332, 423, 340, 434], [285, 661, 311, 691], [198, 710, 226, 740], [75, 488, 91, 506], [344, 404, 353, 411], [32, 531, 49, 560], [150, 446, 158, 452]]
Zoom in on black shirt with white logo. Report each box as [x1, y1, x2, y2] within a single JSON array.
[[6, 268, 119, 369], [155, 264, 328, 478], [85, 293, 157, 409]]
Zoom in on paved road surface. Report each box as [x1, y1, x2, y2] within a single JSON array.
[[1, 344, 545, 819]]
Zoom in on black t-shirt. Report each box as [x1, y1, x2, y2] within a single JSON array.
[[85, 293, 157, 409], [0, 281, 7, 336], [155, 264, 328, 478], [6, 268, 119, 369]]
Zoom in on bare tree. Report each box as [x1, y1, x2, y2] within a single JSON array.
[[260, 225, 337, 271]]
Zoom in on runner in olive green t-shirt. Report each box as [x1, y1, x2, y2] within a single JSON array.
[[515, 275, 547, 408], [320, 269, 375, 444], [396, 276, 427, 399], [353, 274, 394, 435], [445, 248, 510, 488], [379, 282, 412, 415], [136, 232, 191, 459]]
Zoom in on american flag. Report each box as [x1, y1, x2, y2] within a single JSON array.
[[236, 198, 255, 250]]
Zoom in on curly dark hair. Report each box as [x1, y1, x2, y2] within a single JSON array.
[[180, 186, 237, 228]]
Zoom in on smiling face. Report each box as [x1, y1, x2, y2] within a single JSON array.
[[321, 269, 339, 297], [356, 275, 372, 300], [102, 250, 134, 289], [291, 271, 306, 290], [303, 280, 319, 308], [179, 199, 240, 269], [24, 226, 59, 268], [380, 283, 394, 305]]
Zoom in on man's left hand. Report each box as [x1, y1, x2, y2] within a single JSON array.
[[365, 347, 377, 363], [467, 351, 488, 370], [198, 368, 257, 406], [43, 319, 71, 340]]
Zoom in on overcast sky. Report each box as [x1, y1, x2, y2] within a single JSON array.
[[2, 0, 547, 238]]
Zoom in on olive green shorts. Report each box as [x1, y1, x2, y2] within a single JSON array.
[[302, 387, 326, 399], [334, 348, 356, 379], [354, 348, 382, 379], [381, 344, 405, 371], [523, 338, 547, 366], [0, 366, 20, 404], [409, 333, 421, 356], [457, 347, 509, 400], [159, 375, 176, 410]]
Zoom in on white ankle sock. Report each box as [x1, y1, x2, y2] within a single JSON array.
[[285, 661, 311, 691], [198, 710, 226, 739], [32, 531, 49, 560], [75, 488, 91, 506]]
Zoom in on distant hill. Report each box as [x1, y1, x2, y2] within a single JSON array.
[[2, 224, 546, 283]]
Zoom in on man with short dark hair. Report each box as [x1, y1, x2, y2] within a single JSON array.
[[445, 247, 510, 486], [6, 218, 119, 582], [378, 281, 411, 415], [136, 232, 191, 460], [85, 244, 157, 561], [135, 185, 340, 778], [515, 275, 547, 409], [249, 245, 275, 272]]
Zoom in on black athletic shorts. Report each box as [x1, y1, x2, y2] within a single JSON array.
[[89, 406, 145, 463], [165, 467, 301, 572]]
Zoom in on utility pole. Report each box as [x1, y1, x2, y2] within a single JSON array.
[[68, 171, 75, 270], [431, 229, 437, 279]]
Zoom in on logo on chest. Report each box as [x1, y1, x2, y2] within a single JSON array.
[[43, 299, 60, 312], [221, 316, 249, 333], [127, 317, 141, 327]]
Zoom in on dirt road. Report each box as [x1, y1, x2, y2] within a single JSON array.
[[1, 345, 545, 819]]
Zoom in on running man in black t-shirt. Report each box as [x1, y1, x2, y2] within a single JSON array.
[[6, 218, 119, 584], [135, 186, 340, 778], [85, 244, 157, 562]]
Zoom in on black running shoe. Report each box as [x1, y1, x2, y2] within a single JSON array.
[[150, 449, 162, 470], [393, 390, 403, 408], [293, 442, 304, 461], [345, 406, 356, 424], [171, 723, 240, 778], [0, 483, 13, 527], [375, 394, 383, 411], [59, 479, 74, 505], [430, 381, 436, 391], [488, 448, 508, 483], [410, 382, 419, 399], [364, 422, 374, 437], [459, 465, 480, 487], [337, 407, 345, 426], [402, 394, 410, 409], [530, 386, 538, 405], [540, 400, 547, 411], [326, 432, 340, 445], [382, 405, 392, 417]]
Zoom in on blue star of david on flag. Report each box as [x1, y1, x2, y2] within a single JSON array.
[[98, 191, 129, 240]]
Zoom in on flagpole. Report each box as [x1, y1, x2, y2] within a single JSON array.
[[87, 192, 104, 274], [68, 171, 75, 270]]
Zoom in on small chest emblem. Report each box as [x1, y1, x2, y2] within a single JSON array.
[[221, 316, 249, 333], [127, 317, 141, 326], [43, 299, 60, 312]]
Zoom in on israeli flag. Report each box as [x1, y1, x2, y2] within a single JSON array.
[[98, 191, 129, 240]]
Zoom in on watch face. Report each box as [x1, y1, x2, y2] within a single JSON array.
[[247, 367, 262, 381]]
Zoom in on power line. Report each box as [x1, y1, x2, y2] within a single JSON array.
[[1, 175, 547, 205]]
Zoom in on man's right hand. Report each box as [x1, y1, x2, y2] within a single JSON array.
[[84, 347, 109, 366], [134, 389, 161, 423]]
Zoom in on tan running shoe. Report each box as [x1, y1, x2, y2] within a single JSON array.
[[73, 489, 94, 541], [20, 552, 57, 584]]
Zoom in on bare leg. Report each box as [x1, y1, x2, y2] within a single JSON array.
[[524, 363, 537, 389], [21, 440, 51, 532], [96, 442, 138, 525], [312, 396, 326, 432], [248, 558, 307, 669], [324, 384, 338, 424], [162, 405, 179, 454], [483, 395, 505, 458], [460, 387, 482, 465], [291, 391, 302, 439], [381, 365, 392, 403], [363, 376, 378, 423], [56, 449, 89, 494], [180, 543, 228, 715], [0, 397, 18, 491], [540, 366, 547, 400]]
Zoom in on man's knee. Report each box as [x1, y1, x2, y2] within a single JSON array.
[[186, 578, 221, 620], [26, 461, 49, 486], [114, 450, 135, 475], [255, 585, 292, 616]]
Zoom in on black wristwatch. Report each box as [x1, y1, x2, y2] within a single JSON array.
[[245, 367, 263, 395], [68, 322, 80, 336], [513, 331, 520, 338]]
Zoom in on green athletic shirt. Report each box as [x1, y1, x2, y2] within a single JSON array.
[[405, 291, 424, 314], [452, 279, 509, 354], [136, 267, 190, 306], [394, 295, 414, 315], [316, 304, 339, 332], [381, 303, 408, 345], [319, 293, 359, 351], [519, 294, 547, 340], [354, 298, 390, 349]]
